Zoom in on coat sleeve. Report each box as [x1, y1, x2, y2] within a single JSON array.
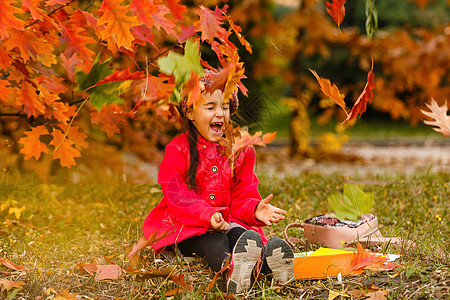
[[230, 147, 266, 227], [158, 143, 228, 228]]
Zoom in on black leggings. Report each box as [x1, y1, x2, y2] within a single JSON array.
[[177, 227, 246, 272], [177, 227, 270, 274]]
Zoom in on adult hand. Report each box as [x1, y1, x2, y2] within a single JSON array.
[[255, 194, 287, 226], [210, 212, 229, 231]]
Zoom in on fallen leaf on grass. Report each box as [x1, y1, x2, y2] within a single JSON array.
[[127, 267, 176, 280], [78, 261, 125, 281], [0, 257, 27, 271], [51, 289, 78, 300], [0, 278, 25, 291], [348, 285, 389, 300], [351, 243, 387, 271], [165, 274, 192, 296], [328, 289, 349, 299]]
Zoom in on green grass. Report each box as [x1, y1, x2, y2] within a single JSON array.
[[1, 172, 448, 299]]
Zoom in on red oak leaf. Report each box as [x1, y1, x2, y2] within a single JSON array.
[[86, 68, 146, 90], [151, 2, 177, 36], [131, 25, 156, 46], [165, 0, 187, 21], [178, 25, 196, 43], [0, 1, 25, 38], [420, 98, 450, 137], [344, 58, 375, 122], [139, 74, 175, 103], [195, 5, 228, 42], [50, 129, 81, 168], [0, 257, 27, 271], [60, 23, 97, 61], [22, 0, 44, 20], [310, 69, 347, 114], [18, 126, 49, 160], [350, 243, 387, 271], [325, 0, 346, 31], [130, 0, 158, 29], [97, 0, 140, 49], [45, 0, 69, 5], [182, 71, 201, 109], [0, 45, 12, 69]]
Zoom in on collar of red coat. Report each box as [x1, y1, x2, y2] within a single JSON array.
[[192, 131, 224, 152]]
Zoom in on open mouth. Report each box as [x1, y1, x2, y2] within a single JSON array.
[[210, 122, 223, 133]]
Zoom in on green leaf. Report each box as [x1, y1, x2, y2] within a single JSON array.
[[75, 54, 130, 110], [158, 38, 204, 88], [328, 184, 374, 221]]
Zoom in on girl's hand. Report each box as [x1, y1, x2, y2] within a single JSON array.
[[255, 194, 287, 226], [210, 212, 229, 231]]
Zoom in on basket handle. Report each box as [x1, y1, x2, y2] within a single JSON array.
[[284, 222, 306, 248]]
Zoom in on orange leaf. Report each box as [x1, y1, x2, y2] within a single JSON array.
[[22, 0, 44, 21], [0, 1, 25, 39], [60, 23, 97, 61], [165, 274, 192, 296], [325, 0, 346, 31], [0, 279, 25, 292], [182, 71, 202, 109], [90, 105, 127, 137], [18, 125, 49, 160], [309, 69, 347, 114], [140, 74, 175, 103], [3, 28, 56, 66], [420, 98, 450, 137], [61, 53, 84, 82], [50, 129, 81, 168], [97, 0, 140, 49], [350, 242, 387, 271], [223, 62, 245, 103], [195, 5, 228, 42], [16, 81, 45, 118], [0, 45, 12, 69], [87, 68, 146, 90], [0, 257, 27, 271], [226, 16, 252, 54], [150, 1, 177, 35], [344, 58, 375, 122], [130, 0, 158, 29]]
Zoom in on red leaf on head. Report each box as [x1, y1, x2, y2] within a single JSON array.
[[325, 0, 346, 30], [344, 58, 375, 122]]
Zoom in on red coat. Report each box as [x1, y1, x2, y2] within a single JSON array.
[[142, 132, 267, 252]]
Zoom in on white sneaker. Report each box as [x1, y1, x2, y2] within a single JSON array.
[[265, 237, 295, 285]]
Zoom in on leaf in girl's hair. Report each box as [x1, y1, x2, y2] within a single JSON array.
[[420, 98, 450, 137], [309, 69, 347, 114], [182, 71, 202, 109], [325, 0, 346, 31], [223, 62, 245, 103], [344, 58, 375, 123], [350, 243, 387, 271], [194, 5, 228, 43]]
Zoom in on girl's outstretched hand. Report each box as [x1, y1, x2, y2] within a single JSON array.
[[210, 212, 229, 231], [255, 194, 287, 226]]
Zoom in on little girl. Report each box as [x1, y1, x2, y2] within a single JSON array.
[[142, 70, 294, 293]]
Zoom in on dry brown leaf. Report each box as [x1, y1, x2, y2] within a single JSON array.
[[51, 289, 78, 300], [0, 278, 25, 291], [0, 257, 27, 271], [96, 264, 124, 281], [420, 98, 450, 137]]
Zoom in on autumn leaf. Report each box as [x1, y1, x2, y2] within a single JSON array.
[[16, 80, 45, 117], [22, 0, 44, 21], [52, 289, 78, 300], [350, 242, 387, 271], [325, 0, 346, 31], [0, 279, 25, 292], [50, 129, 81, 168], [165, 274, 192, 296], [0, 257, 27, 271], [78, 262, 125, 281], [91, 105, 127, 137], [226, 16, 252, 54], [309, 69, 347, 114], [223, 62, 245, 103], [18, 125, 50, 160], [195, 5, 228, 43], [97, 0, 140, 49], [182, 71, 202, 109], [59, 23, 97, 61], [165, 0, 187, 21], [420, 98, 450, 137], [130, 0, 158, 29], [0, 1, 25, 38], [151, 1, 177, 36], [61, 53, 83, 82], [344, 58, 375, 123], [86, 68, 146, 90], [348, 285, 389, 300]]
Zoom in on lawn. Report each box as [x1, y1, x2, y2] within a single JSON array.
[[0, 172, 448, 299]]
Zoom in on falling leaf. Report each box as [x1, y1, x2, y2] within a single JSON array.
[[325, 0, 346, 31], [97, 0, 140, 49], [0, 257, 27, 271], [350, 243, 387, 271], [50, 129, 81, 168], [91, 105, 127, 137], [18, 125, 50, 160], [86, 68, 146, 90], [0, 279, 25, 292], [226, 16, 252, 54], [22, 0, 44, 21], [130, 0, 158, 29], [194, 5, 228, 43], [344, 58, 375, 122], [150, 1, 177, 36], [327, 184, 374, 222], [310, 69, 347, 114], [420, 98, 450, 137]]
